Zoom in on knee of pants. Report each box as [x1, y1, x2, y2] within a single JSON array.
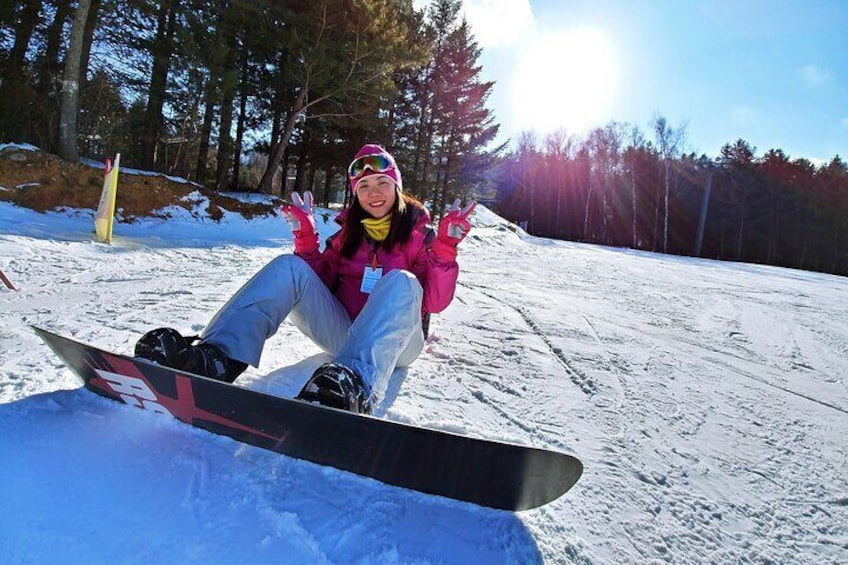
[[263, 254, 315, 284], [267, 253, 308, 274], [375, 270, 423, 301]]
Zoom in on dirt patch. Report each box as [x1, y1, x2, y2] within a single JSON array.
[[0, 145, 279, 221]]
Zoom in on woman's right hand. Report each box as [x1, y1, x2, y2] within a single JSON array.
[[282, 191, 316, 235], [282, 191, 318, 253]]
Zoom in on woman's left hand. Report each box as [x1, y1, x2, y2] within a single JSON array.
[[431, 199, 476, 260], [438, 199, 476, 245]]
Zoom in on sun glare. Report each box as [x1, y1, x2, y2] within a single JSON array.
[[512, 29, 617, 135]]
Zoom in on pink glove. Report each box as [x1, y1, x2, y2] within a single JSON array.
[[282, 191, 318, 254], [431, 199, 476, 261]]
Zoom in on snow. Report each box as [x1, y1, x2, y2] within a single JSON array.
[[0, 142, 40, 153], [1, 195, 847, 564], [78, 157, 199, 187]]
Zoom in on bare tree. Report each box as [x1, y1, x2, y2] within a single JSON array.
[[516, 131, 539, 231], [588, 122, 625, 244], [650, 113, 686, 252], [624, 125, 647, 248], [544, 129, 573, 238]]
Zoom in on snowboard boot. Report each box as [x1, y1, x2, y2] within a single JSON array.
[[134, 327, 247, 383], [296, 363, 373, 415]]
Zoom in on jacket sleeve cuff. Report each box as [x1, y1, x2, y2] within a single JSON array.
[[293, 233, 319, 254]]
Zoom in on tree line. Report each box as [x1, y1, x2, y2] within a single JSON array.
[[2, 1, 845, 276], [0, 0, 497, 213], [493, 120, 848, 276]]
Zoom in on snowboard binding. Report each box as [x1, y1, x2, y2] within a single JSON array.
[[134, 327, 245, 383], [297, 363, 373, 415]]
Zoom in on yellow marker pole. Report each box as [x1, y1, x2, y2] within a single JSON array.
[[94, 153, 121, 243]]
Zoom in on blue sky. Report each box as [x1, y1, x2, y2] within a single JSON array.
[[421, 0, 848, 162]]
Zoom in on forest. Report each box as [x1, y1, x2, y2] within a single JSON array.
[[1, 0, 846, 275], [497, 125, 848, 276]]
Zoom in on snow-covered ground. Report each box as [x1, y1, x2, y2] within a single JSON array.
[[1, 198, 846, 564]]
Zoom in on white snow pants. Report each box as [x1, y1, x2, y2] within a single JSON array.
[[201, 254, 425, 400]]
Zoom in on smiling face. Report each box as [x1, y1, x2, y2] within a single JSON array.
[[355, 174, 398, 219]]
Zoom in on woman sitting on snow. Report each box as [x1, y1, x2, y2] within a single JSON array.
[[134, 144, 475, 414]]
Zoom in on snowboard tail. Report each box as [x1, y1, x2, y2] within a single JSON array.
[[34, 327, 582, 511]]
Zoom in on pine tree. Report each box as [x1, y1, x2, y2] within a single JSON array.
[[255, 0, 421, 194], [430, 18, 499, 215], [397, 0, 500, 214]]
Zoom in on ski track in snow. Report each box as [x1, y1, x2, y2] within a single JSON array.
[[1, 204, 847, 564]]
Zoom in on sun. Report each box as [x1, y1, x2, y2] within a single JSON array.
[[511, 28, 617, 135]]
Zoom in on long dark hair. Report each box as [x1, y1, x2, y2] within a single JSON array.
[[339, 190, 426, 259]]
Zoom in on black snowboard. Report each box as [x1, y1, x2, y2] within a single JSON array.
[[34, 327, 582, 511]]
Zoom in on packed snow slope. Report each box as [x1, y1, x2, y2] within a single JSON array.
[[1, 198, 847, 564]]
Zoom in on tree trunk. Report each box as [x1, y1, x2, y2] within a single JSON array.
[[267, 52, 286, 162], [663, 160, 671, 253], [583, 178, 593, 241], [141, 0, 177, 170], [231, 53, 250, 191], [196, 2, 229, 184], [555, 163, 563, 238], [293, 141, 308, 193], [306, 161, 318, 194], [529, 173, 536, 234], [36, 0, 73, 148], [57, 0, 93, 162], [766, 193, 777, 265], [41, 0, 73, 88], [257, 88, 307, 194], [268, 104, 283, 163], [631, 167, 638, 248], [653, 175, 662, 251], [412, 67, 433, 193], [604, 172, 610, 244], [215, 54, 238, 191], [7, 0, 42, 76], [830, 224, 840, 274], [3, 0, 42, 142], [386, 83, 398, 151], [79, 0, 102, 88], [196, 77, 216, 183], [693, 170, 713, 256], [736, 198, 747, 260], [321, 166, 334, 207], [281, 143, 293, 197]]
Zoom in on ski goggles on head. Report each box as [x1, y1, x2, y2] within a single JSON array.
[[348, 154, 394, 179]]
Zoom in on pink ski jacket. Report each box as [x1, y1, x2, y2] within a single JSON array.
[[296, 207, 458, 321]]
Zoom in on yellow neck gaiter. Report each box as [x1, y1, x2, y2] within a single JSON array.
[[361, 214, 392, 242]]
